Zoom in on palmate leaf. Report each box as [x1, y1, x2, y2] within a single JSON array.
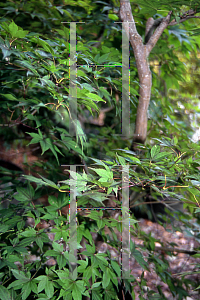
[[15, 60, 39, 76], [78, 90, 105, 114], [81, 83, 95, 92], [22, 175, 59, 189], [72, 280, 86, 300], [0, 285, 12, 300], [11, 269, 31, 282], [151, 145, 160, 159], [21, 281, 37, 300], [83, 191, 108, 204], [130, 244, 148, 270], [78, 99, 99, 114], [40, 138, 63, 165], [14, 186, 34, 202], [89, 167, 113, 182], [60, 170, 88, 192], [75, 120, 87, 151], [102, 267, 110, 289], [59, 137, 84, 155], [32, 37, 55, 56], [168, 27, 190, 44], [8, 21, 29, 38], [27, 131, 43, 144], [37, 275, 54, 298]]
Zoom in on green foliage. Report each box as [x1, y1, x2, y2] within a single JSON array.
[[0, 190, 132, 299], [1, 0, 200, 299], [1, 140, 200, 299]]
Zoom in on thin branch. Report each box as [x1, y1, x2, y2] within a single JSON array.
[[170, 15, 200, 26], [145, 8, 200, 55], [146, 11, 172, 57], [169, 8, 200, 25], [155, 246, 199, 255]]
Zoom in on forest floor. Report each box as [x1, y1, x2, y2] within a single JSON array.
[[130, 218, 200, 300]]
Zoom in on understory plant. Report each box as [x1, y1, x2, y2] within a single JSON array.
[[1, 139, 200, 299]]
